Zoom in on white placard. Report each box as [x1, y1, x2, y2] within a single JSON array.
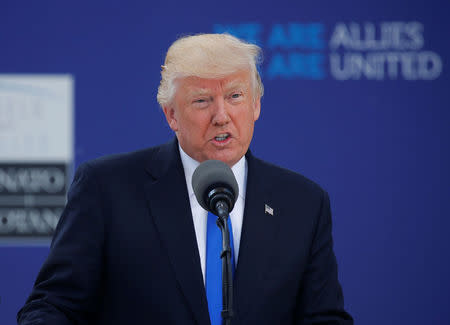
[[0, 75, 74, 162]]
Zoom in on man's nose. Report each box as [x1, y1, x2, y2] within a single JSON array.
[[211, 97, 230, 126]]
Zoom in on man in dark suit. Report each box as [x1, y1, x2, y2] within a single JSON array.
[[18, 34, 353, 324]]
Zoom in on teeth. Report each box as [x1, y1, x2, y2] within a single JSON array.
[[215, 133, 229, 141]]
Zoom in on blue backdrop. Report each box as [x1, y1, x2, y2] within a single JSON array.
[[1, 1, 449, 324]]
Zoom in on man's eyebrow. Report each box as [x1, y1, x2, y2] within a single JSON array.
[[224, 80, 246, 91], [185, 80, 247, 97], [187, 88, 210, 97]]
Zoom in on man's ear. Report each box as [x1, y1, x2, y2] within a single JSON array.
[[162, 106, 178, 132], [253, 97, 261, 121]]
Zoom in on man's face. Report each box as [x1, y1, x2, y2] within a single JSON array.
[[163, 70, 261, 167]]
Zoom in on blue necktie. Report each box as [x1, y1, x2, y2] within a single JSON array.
[[206, 211, 235, 325]]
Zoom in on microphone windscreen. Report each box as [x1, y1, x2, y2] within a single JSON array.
[[192, 160, 239, 212]]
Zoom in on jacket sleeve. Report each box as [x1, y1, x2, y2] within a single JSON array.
[[295, 190, 353, 325], [17, 162, 105, 325]]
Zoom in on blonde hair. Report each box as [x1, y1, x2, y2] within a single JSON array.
[[157, 33, 264, 107]]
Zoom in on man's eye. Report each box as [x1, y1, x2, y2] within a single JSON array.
[[231, 93, 242, 99]]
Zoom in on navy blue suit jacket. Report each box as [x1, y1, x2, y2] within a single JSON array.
[[18, 139, 353, 324]]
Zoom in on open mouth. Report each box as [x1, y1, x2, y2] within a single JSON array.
[[214, 133, 230, 142]]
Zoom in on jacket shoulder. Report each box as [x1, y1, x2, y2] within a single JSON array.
[[250, 155, 326, 200], [75, 143, 165, 178]]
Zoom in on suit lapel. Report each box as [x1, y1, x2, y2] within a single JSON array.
[[143, 139, 210, 325], [233, 152, 281, 322]]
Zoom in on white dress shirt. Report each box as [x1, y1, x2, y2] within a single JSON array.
[[179, 145, 247, 283]]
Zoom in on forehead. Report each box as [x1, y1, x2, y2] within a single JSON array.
[[176, 70, 252, 95]]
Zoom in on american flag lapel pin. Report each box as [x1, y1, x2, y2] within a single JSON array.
[[264, 204, 274, 216]]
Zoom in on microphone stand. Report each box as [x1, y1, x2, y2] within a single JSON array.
[[215, 201, 234, 325]]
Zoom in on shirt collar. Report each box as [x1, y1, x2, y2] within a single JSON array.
[[178, 144, 247, 200]]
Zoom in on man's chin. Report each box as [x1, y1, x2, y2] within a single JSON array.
[[205, 151, 242, 167]]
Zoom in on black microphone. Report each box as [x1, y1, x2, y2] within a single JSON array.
[[191, 159, 239, 217], [191, 159, 237, 324]]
